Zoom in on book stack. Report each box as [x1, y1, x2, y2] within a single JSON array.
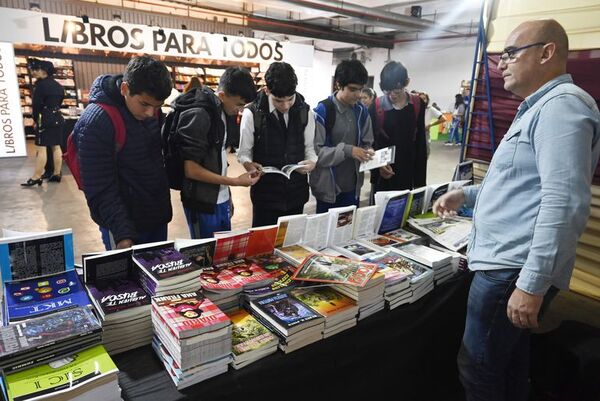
[[391, 243, 453, 287], [229, 309, 278, 369], [291, 287, 358, 338], [201, 259, 273, 312], [383, 254, 434, 308], [3, 270, 93, 326], [333, 272, 385, 320], [366, 253, 412, 308], [151, 292, 232, 390], [83, 249, 153, 354], [248, 292, 324, 354], [243, 254, 298, 299], [0, 307, 102, 374], [3, 345, 120, 401], [292, 253, 382, 321], [133, 241, 202, 297]]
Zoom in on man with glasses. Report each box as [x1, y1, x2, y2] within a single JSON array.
[[310, 59, 374, 212], [74, 56, 173, 250], [433, 19, 600, 401]]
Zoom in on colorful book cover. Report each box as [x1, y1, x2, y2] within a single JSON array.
[[246, 253, 293, 273], [0, 229, 74, 282], [246, 226, 278, 258], [133, 247, 199, 283], [152, 292, 230, 338], [4, 270, 92, 324], [230, 310, 276, 356], [242, 265, 298, 298], [5, 345, 117, 401], [176, 239, 216, 269], [213, 232, 250, 264], [291, 287, 357, 318], [364, 235, 402, 248], [292, 254, 378, 287], [277, 245, 313, 264], [0, 307, 101, 362], [383, 229, 423, 245], [378, 192, 411, 234], [87, 279, 150, 315], [252, 292, 321, 331], [199, 260, 245, 291], [366, 255, 414, 284]]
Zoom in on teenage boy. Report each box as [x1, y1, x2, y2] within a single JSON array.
[[74, 56, 173, 250], [370, 61, 427, 193], [238, 62, 317, 226], [172, 67, 259, 239], [310, 59, 374, 213]]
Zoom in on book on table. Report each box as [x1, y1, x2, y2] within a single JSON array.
[[292, 253, 378, 287]]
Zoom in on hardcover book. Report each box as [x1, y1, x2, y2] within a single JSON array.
[[152, 292, 230, 339], [292, 254, 378, 287], [4, 270, 92, 325]]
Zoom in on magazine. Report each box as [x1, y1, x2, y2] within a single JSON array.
[[407, 216, 472, 252], [359, 145, 396, 172], [261, 164, 303, 179], [292, 254, 378, 287]]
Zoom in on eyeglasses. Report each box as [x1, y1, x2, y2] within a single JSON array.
[[499, 42, 546, 64]]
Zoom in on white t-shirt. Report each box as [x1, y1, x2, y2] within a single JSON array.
[[425, 106, 443, 125]]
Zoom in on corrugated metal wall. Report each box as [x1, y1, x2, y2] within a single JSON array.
[[0, 0, 251, 35]]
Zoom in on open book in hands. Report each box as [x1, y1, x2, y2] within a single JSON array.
[[261, 164, 304, 179], [359, 146, 396, 172]]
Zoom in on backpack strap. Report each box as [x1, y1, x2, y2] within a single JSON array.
[[374, 96, 389, 143], [409, 93, 422, 141], [96, 103, 126, 151]]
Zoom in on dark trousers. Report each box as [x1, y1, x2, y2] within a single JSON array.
[[316, 190, 359, 214], [99, 225, 168, 251], [458, 269, 559, 401], [252, 204, 305, 227]]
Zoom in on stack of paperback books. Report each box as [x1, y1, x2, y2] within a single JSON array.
[[248, 292, 324, 353], [3, 345, 120, 401], [133, 242, 202, 297], [291, 287, 358, 338], [333, 272, 385, 320], [391, 243, 452, 287], [229, 309, 278, 369], [151, 292, 232, 389], [0, 307, 102, 374], [84, 249, 153, 354]]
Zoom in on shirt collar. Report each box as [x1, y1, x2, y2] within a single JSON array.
[[518, 74, 573, 114], [380, 91, 413, 112], [332, 91, 354, 114]]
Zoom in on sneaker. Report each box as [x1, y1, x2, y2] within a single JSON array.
[[455, 142, 462, 146], [444, 142, 453, 146]]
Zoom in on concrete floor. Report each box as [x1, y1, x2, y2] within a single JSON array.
[[0, 140, 461, 261]]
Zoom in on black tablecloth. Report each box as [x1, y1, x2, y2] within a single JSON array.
[[114, 273, 472, 401]]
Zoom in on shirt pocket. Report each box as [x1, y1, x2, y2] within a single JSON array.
[[492, 129, 521, 170]]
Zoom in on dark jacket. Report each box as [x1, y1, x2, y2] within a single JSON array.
[[74, 74, 172, 244], [173, 87, 225, 213], [32, 77, 64, 129], [369, 94, 427, 191], [248, 91, 309, 211]]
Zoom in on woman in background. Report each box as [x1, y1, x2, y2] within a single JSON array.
[[21, 59, 64, 187], [446, 94, 465, 146]]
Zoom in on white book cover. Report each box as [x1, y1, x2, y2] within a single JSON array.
[[358, 145, 395, 172], [275, 214, 308, 248], [391, 243, 452, 268], [302, 213, 330, 251], [326, 206, 356, 247], [352, 205, 381, 240]]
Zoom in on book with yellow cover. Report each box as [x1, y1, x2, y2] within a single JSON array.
[[291, 287, 358, 319]]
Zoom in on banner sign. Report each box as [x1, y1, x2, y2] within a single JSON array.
[[0, 8, 314, 67], [0, 42, 26, 158]]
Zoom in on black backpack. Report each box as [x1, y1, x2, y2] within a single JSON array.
[[162, 88, 221, 191]]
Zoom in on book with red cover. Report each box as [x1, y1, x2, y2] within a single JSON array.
[[245, 226, 278, 258], [151, 292, 230, 339], [213, 231, 250, 264], [200, 259, 272, 291]]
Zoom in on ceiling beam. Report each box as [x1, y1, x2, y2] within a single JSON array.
[[246, 15, 395, 48]]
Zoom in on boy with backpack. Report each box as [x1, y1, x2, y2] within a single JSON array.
[[310, 59, 374, 213], [72, 56, 173, 250], [237, 62, 317, 227], [370, 61, 427, 194], [168, 67, 259, 239]]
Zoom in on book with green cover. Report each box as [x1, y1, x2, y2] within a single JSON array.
[[5, 345, 118, 401]]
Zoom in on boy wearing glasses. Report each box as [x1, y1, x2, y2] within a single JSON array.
[[434, 20, 600, 401], [310, 59, 374, 213], [74, 56, 173, 250]]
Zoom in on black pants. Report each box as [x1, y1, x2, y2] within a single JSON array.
[[252, 204, 305, 227]]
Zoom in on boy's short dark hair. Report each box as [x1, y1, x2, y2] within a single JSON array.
[[123, 55, 172, 101], [334, 59, 368, 88], [218, 67, 257, 103], [265, 62, 297, 98], [379, 61, 409, 92]]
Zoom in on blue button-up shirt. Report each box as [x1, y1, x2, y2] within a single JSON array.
[[463, 74, 600, 295]]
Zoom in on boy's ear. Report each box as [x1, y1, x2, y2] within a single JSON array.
[[120, 81, 128, 97]]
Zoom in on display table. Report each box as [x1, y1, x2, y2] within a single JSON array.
[[114, 273, 472, 401]]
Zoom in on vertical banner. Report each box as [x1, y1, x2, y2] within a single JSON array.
[[0, 42, 26, 158]]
